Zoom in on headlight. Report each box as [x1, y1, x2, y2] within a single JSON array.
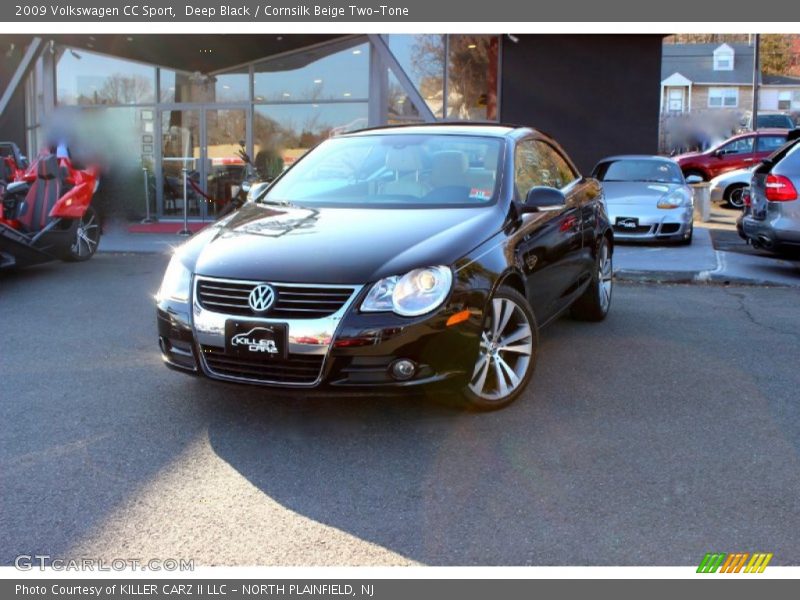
[[361, 266, 453, 317], [657, 191, 687, 209], [247, 181, 270, 202], [157, 255, 191, 303]]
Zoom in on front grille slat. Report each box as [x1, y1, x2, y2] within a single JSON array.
[[202, 346, 324, 384], [196, 278, 355, 319]]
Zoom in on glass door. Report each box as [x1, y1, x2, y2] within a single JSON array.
[[158, 106, 250, 220], [205, 108, 248, 221], [160, 109, 202, 218]]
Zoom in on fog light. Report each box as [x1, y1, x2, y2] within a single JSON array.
[[390, 359, 416, 381]]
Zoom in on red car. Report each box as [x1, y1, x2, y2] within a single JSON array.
[[674, 129, 790, 181]]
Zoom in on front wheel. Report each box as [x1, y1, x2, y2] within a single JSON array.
[[460, 286, 538, 411], [571, 236, 613, 321], [63, 206, 100, 262]]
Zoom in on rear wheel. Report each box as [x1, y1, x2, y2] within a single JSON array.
[[63, 206, 100, 262], [460, 286, 538, 411], [571, 236, 613, 321]]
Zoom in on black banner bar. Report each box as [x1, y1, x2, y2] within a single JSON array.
[[3, 0, 800, 22]]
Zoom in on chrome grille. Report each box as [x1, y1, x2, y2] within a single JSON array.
[[195, 278, 355, 319], [201, 346, 324, 384]]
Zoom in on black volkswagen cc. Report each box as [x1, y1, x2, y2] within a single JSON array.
[[156, 124, 613, 410]]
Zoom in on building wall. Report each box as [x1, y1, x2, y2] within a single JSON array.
[[0, 51, 28, 152], [689, 85, 754, 113], [501, 34, 663, 173], [760, 86, 800, 111]]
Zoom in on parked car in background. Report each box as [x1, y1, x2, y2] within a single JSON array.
[[741, 111, 796, 132], [709, 166, 756, 209], [674, 129, 789, 181], [738, 136, 800, 255], [593, 155, 695, 244], [156, 124, 614, 410]]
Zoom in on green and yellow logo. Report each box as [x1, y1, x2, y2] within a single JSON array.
[[697, 552, 773, 573]]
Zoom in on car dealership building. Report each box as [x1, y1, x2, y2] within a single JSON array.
[[0, 34, 663, 221]]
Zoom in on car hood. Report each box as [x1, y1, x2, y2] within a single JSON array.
[[711, 167, 755, 186], [602, 181, 684, 205], [673, 151, 704, 163], [182, 202, 505, 284]]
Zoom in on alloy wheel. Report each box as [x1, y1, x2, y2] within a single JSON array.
[[72, 210, 100, 258], [729, 187, 746, 209], [598, 242, 612, 313], [468, 297, 534, 402]]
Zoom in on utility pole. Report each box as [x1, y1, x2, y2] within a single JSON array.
[[753, 33, 761, 132]]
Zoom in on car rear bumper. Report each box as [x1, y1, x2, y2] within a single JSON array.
[[740, 214, 800, 248]]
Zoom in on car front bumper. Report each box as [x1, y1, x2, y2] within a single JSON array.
[[607, 205, 694, 241], [157, 276, 485, 392]]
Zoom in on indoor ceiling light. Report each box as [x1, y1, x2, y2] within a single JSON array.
[[352, 49, 362, 55], [343, 92, 351, 97], [314, 79, 322, 84], [468, 44, 477, 49]]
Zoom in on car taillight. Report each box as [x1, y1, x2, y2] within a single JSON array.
[[743, 188, 751, 208], [765, 174, 798, 202]]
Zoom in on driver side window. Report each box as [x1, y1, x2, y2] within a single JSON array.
[[514, 140, 576, 200], [719, 137, 754, 155]]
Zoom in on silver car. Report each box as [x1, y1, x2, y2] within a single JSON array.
[[739, 138, 800, 254], [709, 167, 754, 208], [592, 155, 696, 244]]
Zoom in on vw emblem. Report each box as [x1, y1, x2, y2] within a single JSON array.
[[248, 284, 276, 313]]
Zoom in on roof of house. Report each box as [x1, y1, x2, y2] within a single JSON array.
[[762, 73, 800, 86], [662, 43, 756, 85]]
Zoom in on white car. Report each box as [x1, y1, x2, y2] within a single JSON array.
[[709, 167, 755, 209]]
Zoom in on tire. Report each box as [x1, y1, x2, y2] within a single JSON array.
[[571, 236, 613, 321], [726, 185, 746, 209], [460, 285, 538, 411], [63, 206, 100, 262]]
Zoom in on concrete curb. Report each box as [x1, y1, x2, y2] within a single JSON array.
[[614, 269, 800, 288]]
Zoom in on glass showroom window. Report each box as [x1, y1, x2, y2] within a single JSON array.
[[56, 47, 155, 105], [252, 39, 369, 102], [446, 35, 500, 120], [387, 69, 423, 125], [386, 34, 445, 118], [708, 87, 738, 108], [253, 103, 368, 177], [159, 67, 249, 103]]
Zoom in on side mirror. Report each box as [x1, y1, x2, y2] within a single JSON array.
[[685, 175, 703, 184], [522, 186, 566, 213]]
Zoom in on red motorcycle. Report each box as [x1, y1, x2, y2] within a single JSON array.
[[0, 142, 100, 270]]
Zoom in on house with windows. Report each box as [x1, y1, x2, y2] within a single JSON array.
[[660, 42, 800, 115]]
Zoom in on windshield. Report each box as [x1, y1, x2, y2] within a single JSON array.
[[594, 159, 683, 184], [261, 133, 503, 208], [758, 114, 794, 128]]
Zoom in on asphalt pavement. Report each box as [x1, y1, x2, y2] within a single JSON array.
[[1, 253, 800, 566]]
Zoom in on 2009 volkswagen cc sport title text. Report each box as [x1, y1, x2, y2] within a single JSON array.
[[156, 124, 613, 410]]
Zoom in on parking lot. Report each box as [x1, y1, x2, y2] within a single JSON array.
[[1, 253, 800, 566]]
